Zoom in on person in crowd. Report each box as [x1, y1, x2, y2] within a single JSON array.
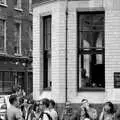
[[49, 99, 58, 120], [61, 101, 80, 120], [99, 101, 115, 120], [6, 94, 23, 120], [20, 98, 32, 120], [28, 101, 41, 120], [39, 98, 52, 120], [80, 99, 97, 120]]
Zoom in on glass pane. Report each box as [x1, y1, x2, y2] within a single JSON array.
[[79, 14, 92, 31], [92, 32, 104, 48], [3, 72, 12, 92], [0, 72, 3, 92], [81, 32, 91, 48], [81, 54, 91, 87], [0, 0, 5, 4], [80, 54, 104, 88], [44, 16, 51, 50], [48, 57, 51, 87], [96, 54, 103, 64], [0, 20, 4, 50], [14, 0, 17, 7], [14, 23, 20, 53]]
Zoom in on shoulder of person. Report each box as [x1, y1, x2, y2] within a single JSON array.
[[43, 112, 53, 120]]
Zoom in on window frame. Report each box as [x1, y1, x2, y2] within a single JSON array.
[[0, 19, 6, 53], [43, 15, 52, 90], [77, 11, 105, 91]]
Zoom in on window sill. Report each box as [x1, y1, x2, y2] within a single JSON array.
[[14, 53, 22, 56], [78, 87, 105, 92], [43, 87, 51, 91], [14, 8, 23, 12], [0, 4, 8, 7]]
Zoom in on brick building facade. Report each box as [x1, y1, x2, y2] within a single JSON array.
[[0, 0, 33, 95], [33, 0, 120, 106]]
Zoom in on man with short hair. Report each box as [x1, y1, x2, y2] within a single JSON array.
[[6, 94, 23, 120]]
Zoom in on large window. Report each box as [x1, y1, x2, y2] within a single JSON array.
[[14, 0, 21, 9], [43, 15, 51, 89], [77, 12, 105, 89], [14, 23, 21, 55], [0, 19, 6, 52]]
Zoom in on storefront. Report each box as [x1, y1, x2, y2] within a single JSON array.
[[0, 54, 32, 95]]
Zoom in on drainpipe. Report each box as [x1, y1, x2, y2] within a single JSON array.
[[65, 0, 68, 102]]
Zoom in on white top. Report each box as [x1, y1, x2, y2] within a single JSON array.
[[50, 108, 58, 120], [42, 109, 51, 120]]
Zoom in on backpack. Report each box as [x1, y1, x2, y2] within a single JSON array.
[[40, 112, 52, 120]]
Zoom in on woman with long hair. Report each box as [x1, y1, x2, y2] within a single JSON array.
[[99, 101, 115, 120]]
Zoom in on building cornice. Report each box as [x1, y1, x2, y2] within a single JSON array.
[[32, 0, 57, 8]]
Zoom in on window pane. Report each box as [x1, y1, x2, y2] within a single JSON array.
[[81, 32, 91, 49], [79, 14, 92, 31], [0, 72, 3, 92], [81, 54, 91, 87], [14, 0, 17, 7], [0, 0, 5, 4], [0, 20, 4, 50], [14, 23, 20, 54]]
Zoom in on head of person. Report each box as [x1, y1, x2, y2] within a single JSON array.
[[9, 94, 18, 107], [42, 98, 50, 110], [81, 99, 89, 110], [33, 102, 40, 113], [65, 101, 72, 111], [104, 101, 114, 114], [23, 98, 28, 107], [49, 99, 56, 109]]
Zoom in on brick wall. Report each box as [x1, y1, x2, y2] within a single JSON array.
[[0, 0, 32, 56]]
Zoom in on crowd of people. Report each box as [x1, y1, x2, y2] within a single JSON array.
[[5, 86, 120, 120]]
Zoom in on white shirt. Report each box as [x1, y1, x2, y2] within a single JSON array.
[[50, 108, 58, 120], [42, 109, 51, 120]]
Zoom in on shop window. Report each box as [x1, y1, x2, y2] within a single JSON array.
[[0, 72, 14, 94], [77, 12, 105, 89], [28, 72, 33, 94], [0, 19, 6, 52], [14, 0, 21, 9], [14, 23, 21, 55], [43, 15, 51, 90], [29, 25, 33, 56]]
